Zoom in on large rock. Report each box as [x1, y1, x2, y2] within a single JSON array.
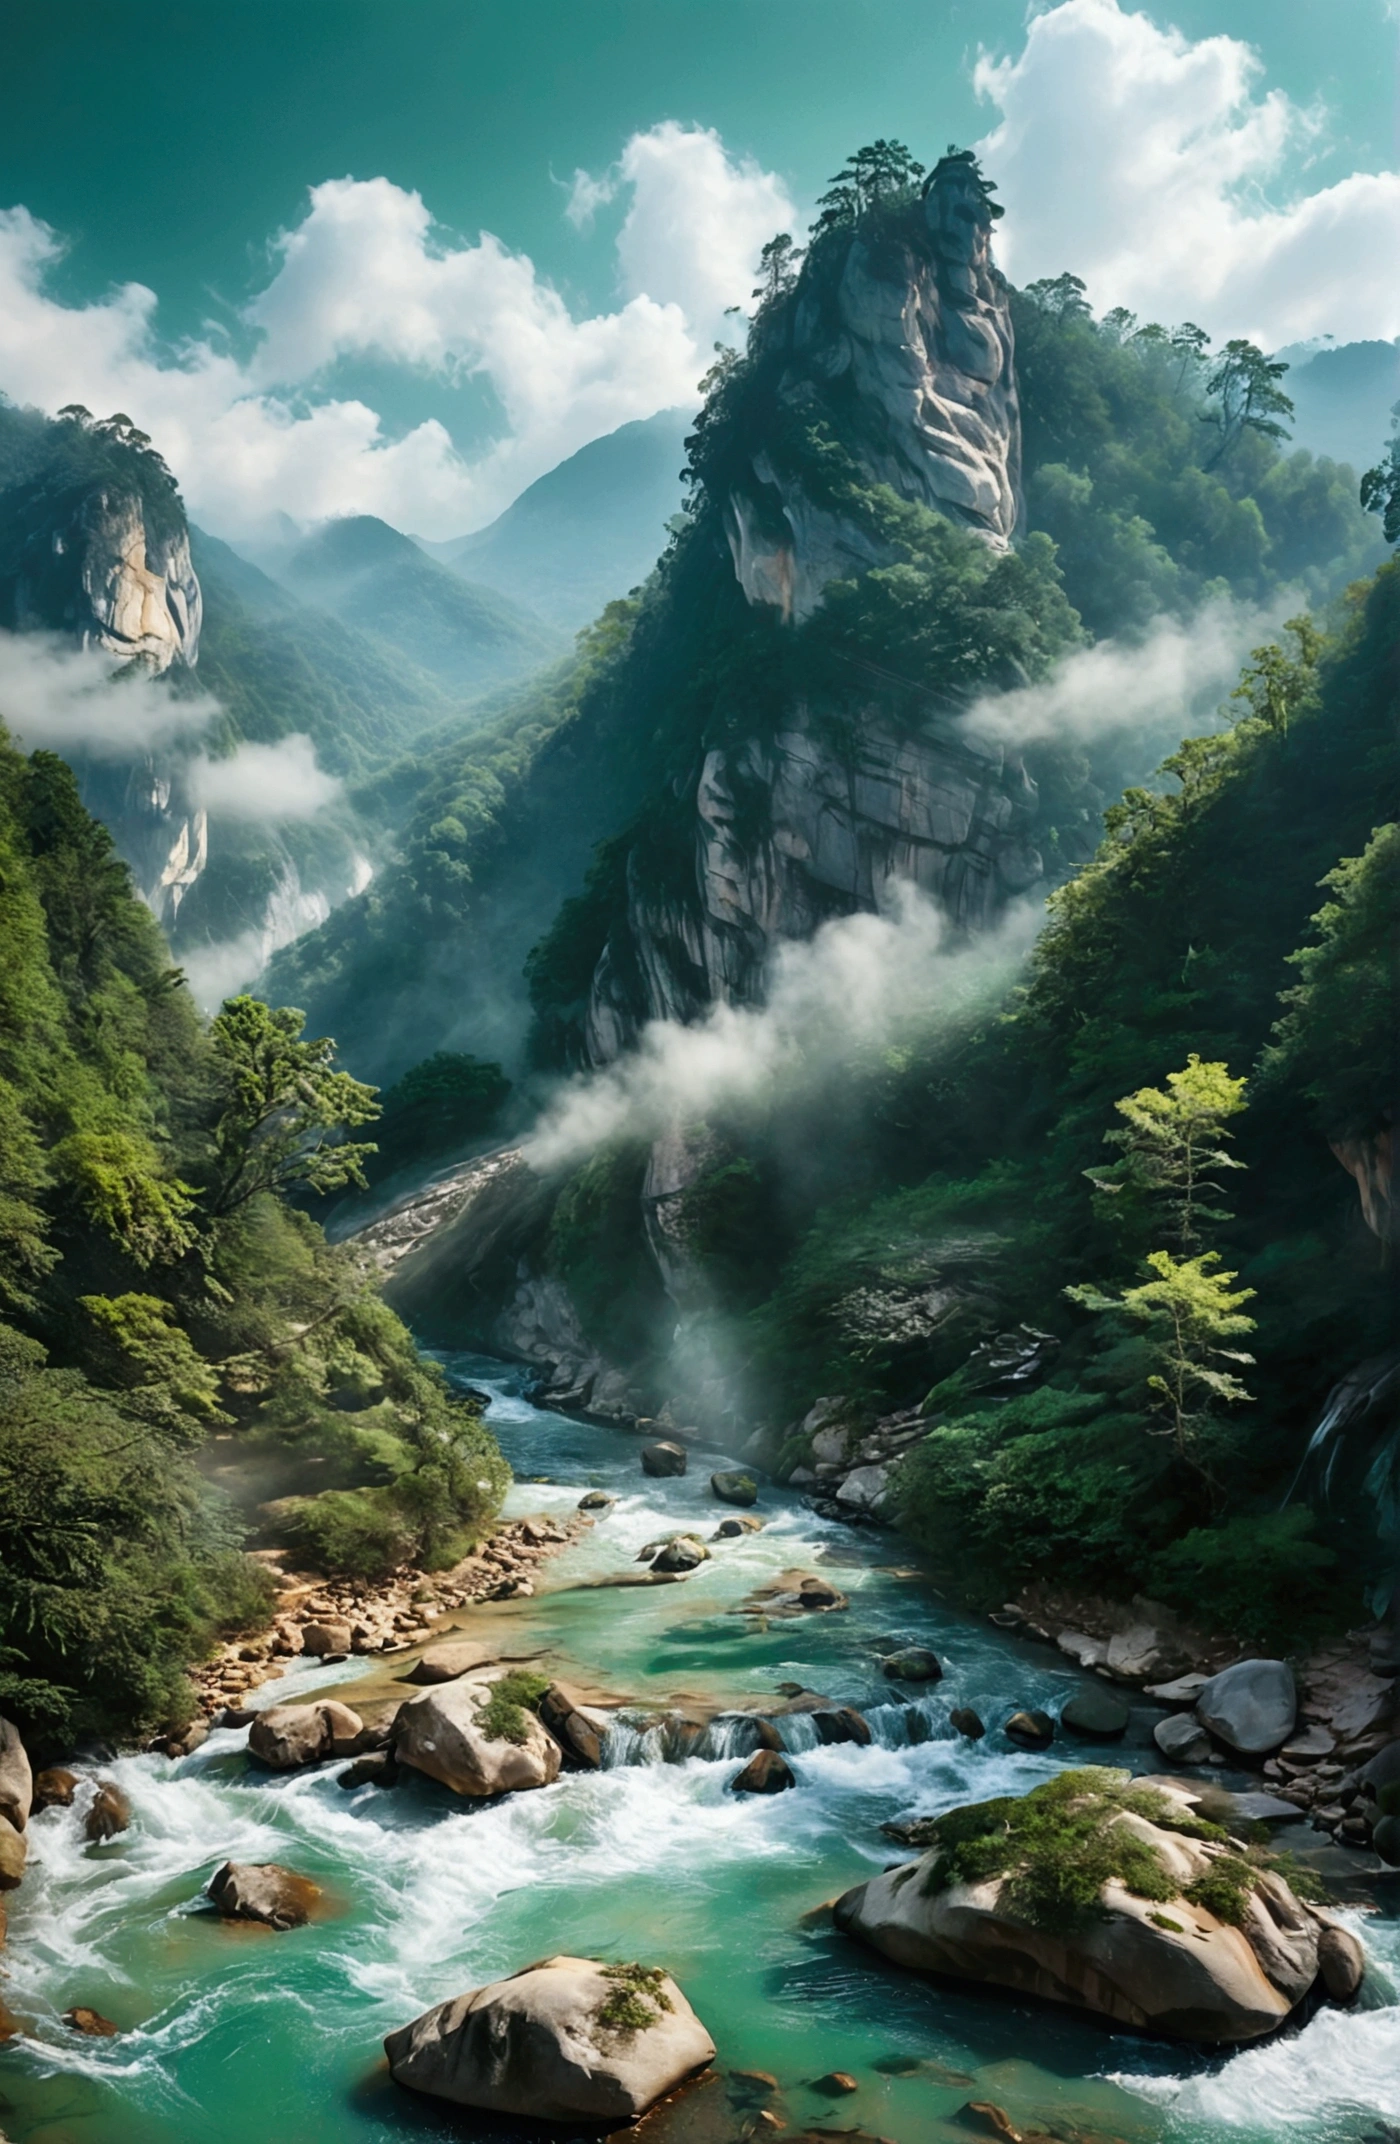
[[300, 1620, 353, 1657], [1195, 1660, 1297, 1756], [712, 1514, 763, 1538], [0, 1718, 31, 1833], [731, 1750, 796, 1795], [651, 1536, 709, 1574], [32, 1767, 77, 1813], [395, 1675, 562, 1798], [248, 1701, 364, 1770], [84, 1782, 131, 1841], [1060, 1690, 1130, 1742], [207, 1860, 320, 1930], [0, 1815, 25, 1890], [385, 1954, 714, 2120], [538, 1683, 612, 1770], [832, 1773, 1351, 2043], [1154, 1714, 1213, 1766], [711, 1470, 758, 1507], [641, 1441, 688, 1477], [882, 1647, 943, 1684]]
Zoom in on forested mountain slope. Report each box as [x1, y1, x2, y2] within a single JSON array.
[[0, 733, 506, 1747]]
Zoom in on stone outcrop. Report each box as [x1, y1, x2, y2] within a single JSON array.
[[0, 1719, 31, 1835], [385, 1955, 714, 2120], [1194, 1660, 1297, 1756], [834, 1777, 1362, 2043], [5, 483, 201, 674], [394, 1674, 562, 1798]]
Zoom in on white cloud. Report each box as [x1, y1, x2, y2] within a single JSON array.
[[975, 0, 1400, 346], [959, 596, 1287, 751], [0, 629, 218, 757], [0, 126, 793, 542], [524, 886, 1038, 1172], [185, 734, 340, 821]]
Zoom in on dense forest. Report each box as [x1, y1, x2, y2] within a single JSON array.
[[0, 731, 506, 1747]]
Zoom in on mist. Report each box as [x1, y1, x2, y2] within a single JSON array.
[[186, 734, 342, 820], [524, 885, 1042, 1173], [959, 597, 1290, 753], [0, 631, 219, 756]]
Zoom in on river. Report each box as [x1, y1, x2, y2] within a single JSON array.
[[2, 1358, 1397, 2144]]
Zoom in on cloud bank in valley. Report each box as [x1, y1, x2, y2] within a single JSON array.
[[959, 597, 1289, 752], [185, 734, 341, 821], [524, 887, 1041, 1174], [0, 632, 218, 757]]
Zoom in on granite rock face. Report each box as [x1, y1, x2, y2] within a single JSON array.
[[7, 485, 202, 674]]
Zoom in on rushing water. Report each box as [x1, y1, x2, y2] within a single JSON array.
[[2, 1357, 1397, 2144]]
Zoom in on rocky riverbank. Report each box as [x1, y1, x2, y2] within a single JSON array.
[[184, 1509, 592, 1736]]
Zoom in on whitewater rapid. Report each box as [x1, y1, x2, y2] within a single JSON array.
[[0, 1359, 1395, 2144]]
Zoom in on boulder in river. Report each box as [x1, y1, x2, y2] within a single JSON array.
[[811, 1707, 872, 1747], [64, 2006, 119, 2036], [1194, 1660, 1297, 1755], [882, 1648, 943, 1684], [0, 1717, 31, 1833], [407, 1640, 546, 1686], [1154, 1714, 1213, 1765], [731, 1750, 796, 1795], [32, 1768, 77, 1813], [651, 1536, 710, 1573], [395, 1673, 562, 1797], [832, 1768, 1358, 2043], [385, 1954, 714, 2119], [339, 1751, 399, 1790], [949, 1707, 986, 1741], [84, 1782, 131, 1842], [711, 1470, 758, 1507], [207, 1860, 320, 1929], [712, 1514, 763, 1538], [641, 1441, 688, 1477], [1060, 1689, 1130, 1741], [539, 1683, 612, 1769], [577, 1490, 614, 1511], [1004, 1709, 1054, 1750], [248, 1700, 364, 1770]]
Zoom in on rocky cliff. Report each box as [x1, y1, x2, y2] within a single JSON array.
[[575, 151, 1038, 1065]]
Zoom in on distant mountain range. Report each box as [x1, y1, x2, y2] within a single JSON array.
[[1280, 339, 1400, 472], [416, 408, 691, 629]]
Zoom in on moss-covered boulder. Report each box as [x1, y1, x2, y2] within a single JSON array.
[[832, 1769, 1361, 2043], [395, 1670, 561, 1797], [385, 1955, 714, 2118]]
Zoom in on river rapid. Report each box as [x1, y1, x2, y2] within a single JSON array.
[[2, 1358, 1398, 2144]]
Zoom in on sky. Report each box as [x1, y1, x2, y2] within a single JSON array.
[[1, 0, 1395, 542]]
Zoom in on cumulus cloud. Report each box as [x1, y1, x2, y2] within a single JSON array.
[[525, 887, 1039, 1173], [960, 597, 1287, 752], [0, 629, 218, 757], [0, 125, 793, 542], [185, 734, 341, 821], [975, 0, 1400, 346]]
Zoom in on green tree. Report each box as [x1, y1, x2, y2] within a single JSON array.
[[205, 996, 379, 1215], [1228, 615, 1323, 737], [1068, 1250, 1256, 1476], [752, 232, 802, 310], [1086, 1053, 1249, 1253], [1169, 322, 1211, 390], [1360, 405, 1400, 545], [1202, 340, 1293, 469], [814, 138, 926, 230], [1023, 272, 1092, 324]]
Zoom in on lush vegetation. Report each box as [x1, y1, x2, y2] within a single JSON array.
[[906, 1767, 1315, 1935], [0, 734, 507, 1747]]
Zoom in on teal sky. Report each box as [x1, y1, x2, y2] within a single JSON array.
[[1, 1, 1394, 538], [6, 0, 1392, 335]]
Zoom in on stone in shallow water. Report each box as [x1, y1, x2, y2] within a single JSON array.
[[1003, 1709, 1054, 1750], [1154, 1713, 1212, 1765], [1060, 1688, 1129, 1741], [84, 1782, 131, 1841], [385, 1954, 714, 2120], [652, 1536, 710, 1573], [1194, 1659, 1297, 1755], [712, 1514, 763, 1538], [64, 2006, 119, 2036], [642, 1441, 688, 1477], [882, 1647, 943, 1684], [730, 1750, 795, 1795], [578, 1489, 614, 1509], [711, 1470, 758, 1507], [950, 1707, 986, 1741], [206, 1860, 320, 1930], [32, 1767, 77, 1812]]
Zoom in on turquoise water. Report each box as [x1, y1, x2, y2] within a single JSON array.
[[1, 1358, 1397, 2144]]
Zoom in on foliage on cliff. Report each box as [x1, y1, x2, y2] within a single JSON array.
[[0, 731, 507, 1745]]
